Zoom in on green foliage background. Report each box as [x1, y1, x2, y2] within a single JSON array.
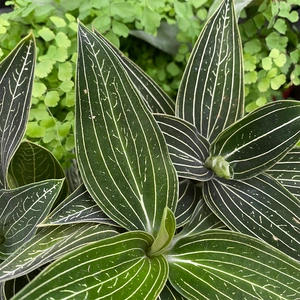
[[0, 0, 299, 166]]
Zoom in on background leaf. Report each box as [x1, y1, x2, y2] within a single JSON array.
[[176, 0, 244, 142], [0, 33, 35, 189], [12, 232, 168, 300], [76, 24, 178, 235], [203, 174, 300, 260], [158, 281, 186, 300], [168, 230, 300, 299], [8, 141, 65, 186]]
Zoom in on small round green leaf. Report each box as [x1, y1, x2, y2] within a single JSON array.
[[44, 91, 60, 107], [50, 16, 67, 28], [37, 27, 55, 42]]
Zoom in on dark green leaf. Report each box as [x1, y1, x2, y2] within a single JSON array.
[[92, 28, 175, 114], [154, 114, 213, 181], [76, 24, 178, 235], [8, 141, 68, 203], [0, 223, 117, 281], [2, 267, 42, 300], [8, 141, 65, 186], [41, 184, 117, 226], [168, 230, 300, 299], [210, 101, 300, 179], [0, 281, 5, 299], [0, 179, 63, 259], [203, 174, 300, 260], [13, 232, 168, 300], [267, 147, 300, 200], [0, 33, 35, 189], [158, 281, 186, 300], [65, 158, 83, 193], [175, 179, 200, 228], [178, 198, 226, 239], [176, 0, 244, 142]]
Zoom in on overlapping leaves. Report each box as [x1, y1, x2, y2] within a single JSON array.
[[12, 232, 168, 300], [4, 0, 300, 299]]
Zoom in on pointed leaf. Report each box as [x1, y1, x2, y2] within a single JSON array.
[[203, 174, 300, 260], [175, 179, 200, 228], [41, 184, 117, 226], [0, 33, 35, 188], [0, 223, 117, 282], [76, 24, 177, 235], [93, 29, 175, 114], [0, 179, 63, 259], [176, 0, 244, 141], [168, 230, 300, 299], [210, 101, 300, 179], [154, 114, 213, 181], [12, 232, 168, 300], [267, 147, 300, 200]]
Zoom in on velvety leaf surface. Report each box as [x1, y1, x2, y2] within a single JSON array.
[[267, 147, 300, 200], [177, 198, 226, 239], [168, 230, 300, 299], [12, 232, 168, 300], [176, 0, 244, 142], [0, 223, 118, 281], [2, 268, 42, 300], [40, 184, 116, 226], [204, 174, 300, 260], [93, 29, 175, 114], [0, 34, 35, 189], [0, 179, 63, 259], [211, 101, 300, 179], [7, 141, 68, 200], [158, 281, 186, 300], [175, 179, 200, 228], [65, 158, 83, 193], [154, 114, 213, 181], [0, 281, 5, 299], [8, 141, 65, 186], [76, 24, 177, 235]]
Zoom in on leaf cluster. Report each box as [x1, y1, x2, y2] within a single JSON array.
[[0, 0, 211, 166], [1, 0, 299, 166], [240, 0, 300, 111], [0, 0, 300, 298]]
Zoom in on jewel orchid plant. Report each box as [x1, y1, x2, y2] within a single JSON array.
[[0, 0, 299, 299]]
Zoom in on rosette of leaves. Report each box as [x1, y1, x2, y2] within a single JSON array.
[[7, 1, 300, 299]]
